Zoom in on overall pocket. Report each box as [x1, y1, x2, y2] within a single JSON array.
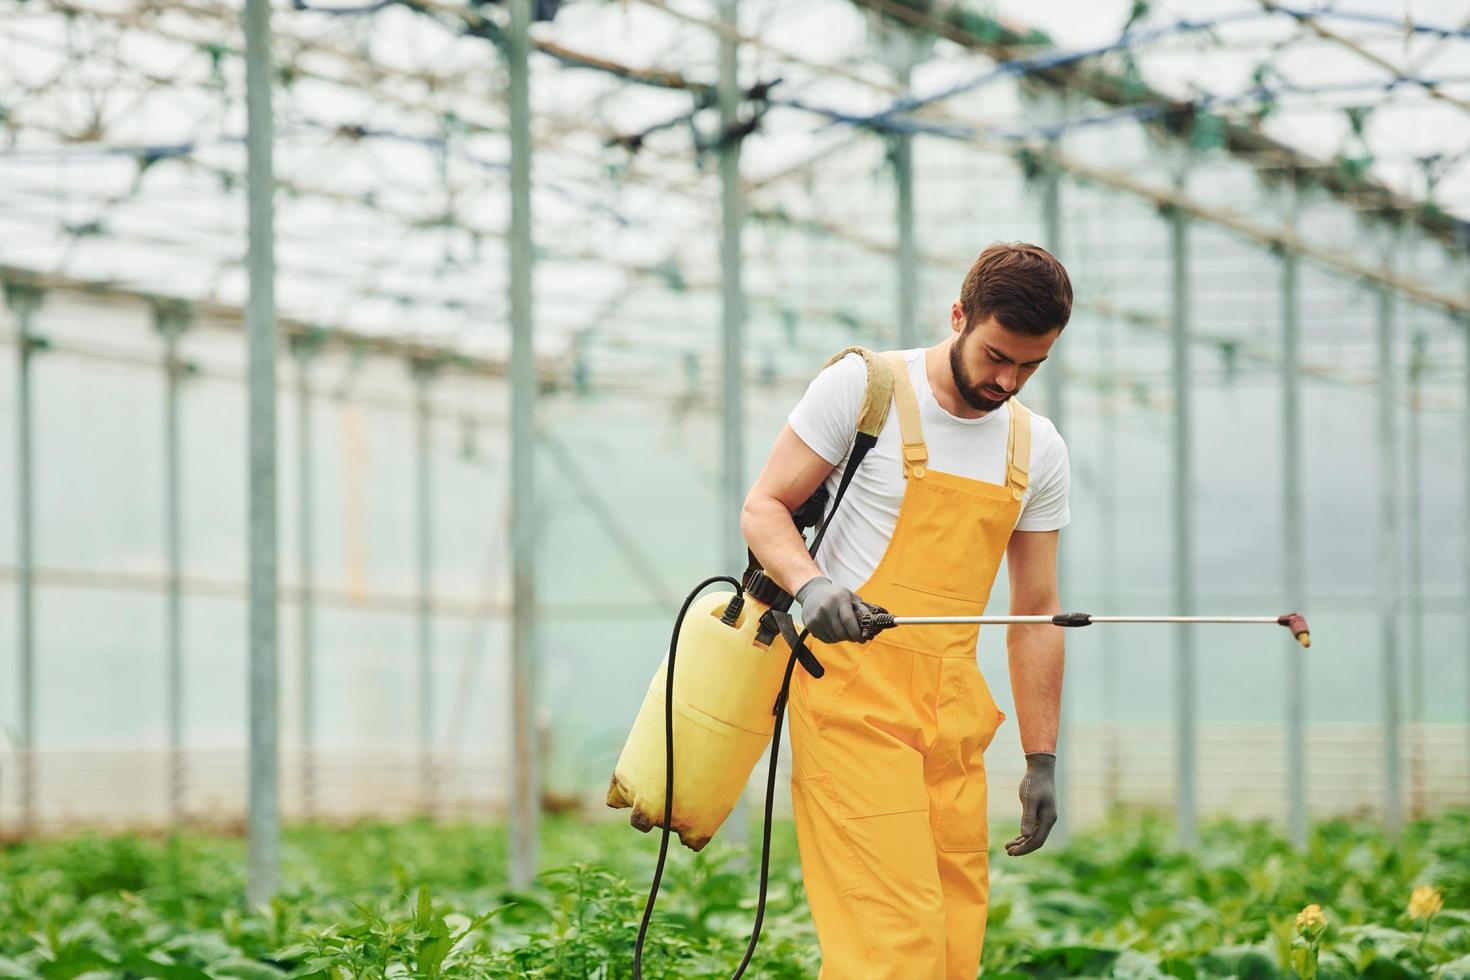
[[890, 479, 1012, 603], [796, 639, 868, 736], [932, 662, 1005, 852]]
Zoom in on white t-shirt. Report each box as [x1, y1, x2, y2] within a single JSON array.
[[787, 348, 1071, 593]]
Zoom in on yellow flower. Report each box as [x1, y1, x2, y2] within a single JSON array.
[[1296, 904, 1327, 932], [1408, 885, 1443, 920]]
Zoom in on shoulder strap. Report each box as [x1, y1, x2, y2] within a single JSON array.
[[803, 347, 897, 559], [1006, 399, 1032, 500], [820, 346, 895, 439], [744, 347, 900, 592], [882, 351, 927, 479]]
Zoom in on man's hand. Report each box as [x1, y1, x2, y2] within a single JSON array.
[[795, 576, 867, 644], [1005, 752, 1058, 856]]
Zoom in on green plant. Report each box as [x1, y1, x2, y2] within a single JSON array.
[[1, 809, 1466, 979]]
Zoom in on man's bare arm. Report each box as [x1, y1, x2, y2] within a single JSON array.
[[739, 424, 837, 595], [1005, 529, 1064, 754]]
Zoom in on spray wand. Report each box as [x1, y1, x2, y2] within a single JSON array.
[[852, 606, 1312, 648]]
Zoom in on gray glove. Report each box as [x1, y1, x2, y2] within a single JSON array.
[[795, 576, 867, 644], [1005, 752, 1058, 856]]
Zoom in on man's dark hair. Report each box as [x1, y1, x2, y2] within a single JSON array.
[[959, 242, 1073, 336]]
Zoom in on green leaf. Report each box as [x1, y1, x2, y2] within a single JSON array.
[[284, 958, 337, 979], [264, 944, 316, 962], [117, 951, 212, 980], [416, 917, 452, 978], [1197, 946, 1281, 979], [37, 947, 115, 980], [1013, 943, 1122, 975], [205, 959, 288, 980]]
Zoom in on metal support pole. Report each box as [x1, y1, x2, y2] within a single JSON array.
[[507, 0, 539, 890], [1407, 328, 1426, 818], [243, 0, 280, 907], [717, 0, 745, 604], [154, 301, 192, 827], [1039, 153, 1068, 846], [412, 359, 437, 815], [894, 74, 918, 350], [1100, 315, 1120, 814], [1040, 165, 1064, 425], [1279, 194, 1308, 850], [1464, 295, 1470, 798], [1168, 190, 1197, 847], [1464, 293, 1470, 800], [1376, 226, 1403, 836], [5, 281, 42, 836], [291, 337, 318, 819], [717, 0, 749, 847]]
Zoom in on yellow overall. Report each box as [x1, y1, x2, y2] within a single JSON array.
[[789, 351, 1032, 980]]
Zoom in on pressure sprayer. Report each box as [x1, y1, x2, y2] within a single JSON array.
[[604, 347, 1311, 978], [618, 572, 1310, 978]]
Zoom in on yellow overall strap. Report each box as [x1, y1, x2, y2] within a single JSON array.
[[1005, 399, 1032, 501], [882, 351, 927, 479], [821, 346, 895, 439]]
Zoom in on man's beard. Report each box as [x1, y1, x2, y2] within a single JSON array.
[[949, 329, 1012, 413]]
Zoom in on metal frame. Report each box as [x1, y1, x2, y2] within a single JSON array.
[[1278, 182, 1308, 849], [507, 0, 540, 891], [154, 300, 192, 827], [244, 0, 280, 906], [1169, 175, 1198, 848], [5, 281, 43, 836], [1376, 224, 1404, 836]]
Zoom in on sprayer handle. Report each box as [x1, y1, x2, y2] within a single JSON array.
[[856, 602, 896, 641]]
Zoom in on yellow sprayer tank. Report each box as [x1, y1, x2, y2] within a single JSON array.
[[607, 590, 793, 851]]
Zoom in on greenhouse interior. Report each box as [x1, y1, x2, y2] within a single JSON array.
[[2, 0, 1469, 976]]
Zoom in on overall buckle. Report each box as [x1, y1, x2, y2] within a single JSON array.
[[902, 443, 928, 478]]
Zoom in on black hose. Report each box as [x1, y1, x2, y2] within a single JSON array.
[[632, 575, 811, 980]]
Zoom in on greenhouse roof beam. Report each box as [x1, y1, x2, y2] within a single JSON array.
[[41, 0, 708, 182], [1051, 149, 1469, 314], [1259, 0, 1470, 118], [0, 263, 521, 377], [18, 0, 769, 235], [409, 0, 709, 94], [565, 0, 1470, 313], [848, 0, 1467, 248], [45, 0, 510, 136], [744, 199, 1467, 405]]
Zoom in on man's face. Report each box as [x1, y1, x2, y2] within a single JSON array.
[[948, 308, 1061, 413]]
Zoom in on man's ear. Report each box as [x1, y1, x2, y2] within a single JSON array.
[[950, 302, 965, 334]]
